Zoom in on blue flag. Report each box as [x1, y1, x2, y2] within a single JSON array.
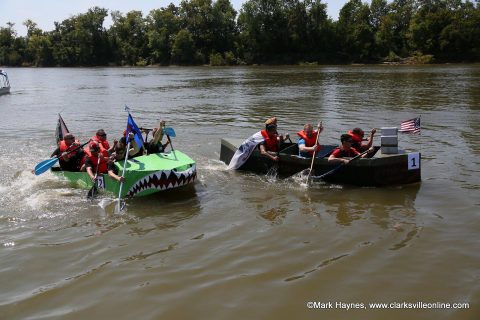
[[126, 113, 144, 149]]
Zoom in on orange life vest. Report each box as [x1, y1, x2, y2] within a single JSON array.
[[260, 130, 279, 152], [59, 140, 80, 161], [84, 148, 108, 174], [297, 130, 320, 156], [91, 135, 110, 157]]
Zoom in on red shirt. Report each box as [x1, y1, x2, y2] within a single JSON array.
[[331, 147, 360, 158]]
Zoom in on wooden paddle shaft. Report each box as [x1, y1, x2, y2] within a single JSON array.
[[307, 122, 322, 179]]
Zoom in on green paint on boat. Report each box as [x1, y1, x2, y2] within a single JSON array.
[[51, 150, 196, 198]]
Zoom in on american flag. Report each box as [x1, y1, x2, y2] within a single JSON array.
[[400, 117, 421, 134]]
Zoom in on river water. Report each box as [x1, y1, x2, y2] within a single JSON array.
[[0, 66, 479, 319]]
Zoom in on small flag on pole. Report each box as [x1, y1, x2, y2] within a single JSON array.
[[400, 117, 421, 134], [126, 113, 144, 149]]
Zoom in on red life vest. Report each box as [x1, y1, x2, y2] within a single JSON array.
[[347, 130, 363, 150], [260, 130, 278, 152], [91, 135, 110, 157], [332, 147, 360, 158], [347, 130, 363, 143], [59, 140, 79, 161], [297, 130, 321, 156], [84, 148, 108, 174]]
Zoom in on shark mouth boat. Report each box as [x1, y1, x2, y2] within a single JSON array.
[[50, 115, 196, 198], [0, 70, 10, 95], [220, 138, 421, 187], [52, 151, 197, 198]]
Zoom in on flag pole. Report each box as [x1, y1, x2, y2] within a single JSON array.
[[116, 106, 131, 212]]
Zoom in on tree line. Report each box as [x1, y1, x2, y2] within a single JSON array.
[[1, 0, 479, 66]]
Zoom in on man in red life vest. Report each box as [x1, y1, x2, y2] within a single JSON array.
[[328, 134, 373, 165], [347, 127, 376, 152], [259, 124, 289, 162], [83, 142, 108, 182], [50, 133, 85, 171], [297, 123, 323, 157], [91, 129, 115, 157]]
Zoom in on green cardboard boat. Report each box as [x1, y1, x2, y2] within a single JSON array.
[[51, 150, 197, 198]]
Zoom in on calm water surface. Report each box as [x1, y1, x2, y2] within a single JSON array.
[[0, 66, 479, 319]]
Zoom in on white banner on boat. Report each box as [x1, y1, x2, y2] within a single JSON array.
[[408, 152, 420, 170], [228, 131, 264, 170], [97, 176, 105, 189]]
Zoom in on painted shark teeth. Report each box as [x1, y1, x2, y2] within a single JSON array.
[[127, 165, 197, 197]]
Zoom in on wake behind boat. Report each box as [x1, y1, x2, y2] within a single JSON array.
[[0, 70, 10, 95]]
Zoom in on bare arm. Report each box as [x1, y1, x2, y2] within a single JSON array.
[[152, 120, 166, 145], [364, 128, 376, 149], [259, 144, 279, 162], [86, 167, 95, 181], [328, 154, 349, 165], [108, 169, 125, 182], [299, 143, 316, 153]]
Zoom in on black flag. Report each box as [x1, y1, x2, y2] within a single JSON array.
[[55, 114, 70, 144]]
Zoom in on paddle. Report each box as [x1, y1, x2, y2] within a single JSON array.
[[306, 122, 322, 183], [311, 148, 370, 181], [87, 156, 101, 199], [163, 127, 176, 137], [115, 138, 131, 213], [34, 140, 90, 175], [165, 127, 177, 160]]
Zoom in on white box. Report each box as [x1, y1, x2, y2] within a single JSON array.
[[381, 146, 398, 154], [381, 135, 398, 146], [381, 127, 398, 136]]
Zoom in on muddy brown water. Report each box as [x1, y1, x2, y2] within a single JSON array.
[[0, 66, 478, 319]]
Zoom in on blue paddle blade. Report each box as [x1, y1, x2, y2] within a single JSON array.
[[163, 127, 176, 137], [34, 157, 59, 175]]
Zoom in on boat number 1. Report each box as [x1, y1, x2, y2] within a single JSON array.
[[96, 176, 105, 189], [408, 152, 420, 170]]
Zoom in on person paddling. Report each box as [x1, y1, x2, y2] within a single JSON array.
[[228, 117, 288, 169], [82, 142, 108, 182], [328, 134, 373, 165], [50, 133, 85, 171], [347, 127, 376, 152], [91, 129, 115, 157], [259, 123, 289, 162], [297, 123, 323, 158]]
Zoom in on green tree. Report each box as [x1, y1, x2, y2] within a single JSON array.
[[238, 0, 290, 63], [337, 0, 375, 62], [305, 0, 336, 62], [179, 0, 214, 63], [23, 21, 54, 66], [408, 0, 452, 58], [48, 7, 109, 66], [110, 10, 147, 65], [0, 22, 24, 66], [375, 0, 415, 58], [146, 4, 181, 65], [171, 29, 196, 64], [211, 0, 238, 55]]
